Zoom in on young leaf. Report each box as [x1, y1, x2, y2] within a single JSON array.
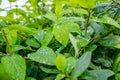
[[28, 47, 56, 65], [1, 54, 26, 80], [55, 54, 67, 72], [83, 70, 114, 80], [71, 52, 92, 80], [78, 0, 95, 9]]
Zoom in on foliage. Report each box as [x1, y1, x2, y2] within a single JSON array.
[[0, 0, 120, 80]]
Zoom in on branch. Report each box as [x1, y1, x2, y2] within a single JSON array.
[[84, 10, 91, 36]]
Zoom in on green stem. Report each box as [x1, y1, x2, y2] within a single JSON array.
[[85, 10, 91, 37], [2, 30, 13, 55]]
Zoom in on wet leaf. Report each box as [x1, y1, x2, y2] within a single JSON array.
[[1, 54, 26, 80], [28, 47, 56, 65]]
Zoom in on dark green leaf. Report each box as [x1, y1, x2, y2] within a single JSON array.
[[83, 70, 114, 80], [71, 52, 92, 80], [40, 66, 60, 73]]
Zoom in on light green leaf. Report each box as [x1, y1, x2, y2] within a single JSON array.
[[55, 54, 67, 72], [84, 70, 114, 80], [55, 73, 65, 80], [33, 30, 44, 43], [71, 52, 92, 80], [91, 17, 120, 29], [0, 63, 12, 80], [28, 47, 56, 65], [66, 57, 78, 73], [26, 38, 40, 48], [43, 12, 57, 22], [57, 17, 85, 23], [8, 0, 16, 2], [12, 45, 26, 52], [40, 66, 60, 73], [55, 4, 63, 17], [41, 28, 53, 46], [53, 24, 69, 46], [78, 0, 95, 9], [7, 25, 37, 34], [2, 28, 17, 46], [1, 54, 26, 80], [0, 16, 15, 22]]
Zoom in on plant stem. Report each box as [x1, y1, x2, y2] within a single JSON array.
[[85, 10, 91, 37], [2, 30, 13, 55]]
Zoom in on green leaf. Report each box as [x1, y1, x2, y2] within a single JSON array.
[[53, 24, 69, 46], [71, 52, 92, 80], [0, 63, 12, 80], [55, 4, 63, 17], [69, 33, 79, 57], [55, 54, 67, 72], [55, 73, 65, 80], [78, 0, 95, 9], [43, 12, 57, 22], [7, 25, 37, 34], [115, 73, 120, 80], [57, 17, 85, 23], [0, 16, 15, 22], [1, 54, 26, 80], [91, 17, 120, 29], [41, 28, 53, 46], [77, 36, 89, 48], [33, 30, 45, 43], [2, 28, 17, 46], [40, 66, 60, 73], [26, 38, 40, 48], [28, 47, 56, 65], [99, 35, 120, 48], [12, 45, 26, 52], [66, 57, 78, 73], [83, 70, 114, 80], [8, 0, 16, 2], [113, 53, 120, 73], [0, 0, 2, 5], [26, 77, 36, 80]]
